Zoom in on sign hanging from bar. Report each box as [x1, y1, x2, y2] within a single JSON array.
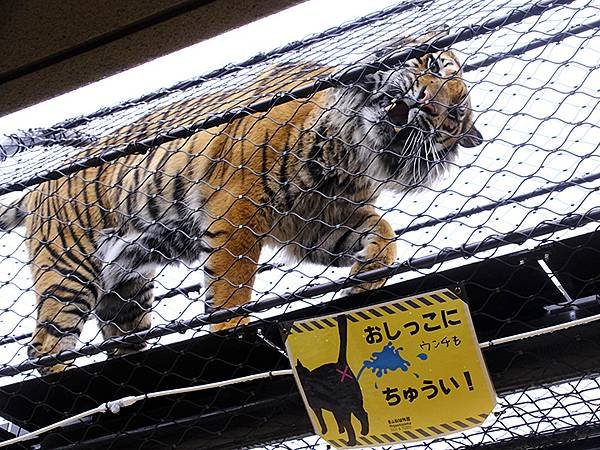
[[283, 288, 497, 448]]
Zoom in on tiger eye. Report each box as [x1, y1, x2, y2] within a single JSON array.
[[428, 55, 441, 74]]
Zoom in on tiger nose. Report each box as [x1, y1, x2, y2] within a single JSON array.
[[416, 88, 431, 103], [416, 88, 437, 115]]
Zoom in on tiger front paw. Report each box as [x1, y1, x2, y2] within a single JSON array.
[[27, 342, 75, 375], [210, 315, 250, 332], [341, 260, 390, 297]]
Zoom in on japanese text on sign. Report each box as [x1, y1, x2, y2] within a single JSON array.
[[284, 289, 497, 449]]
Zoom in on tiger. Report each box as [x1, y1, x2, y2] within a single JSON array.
[[0, 28, 482, 374]]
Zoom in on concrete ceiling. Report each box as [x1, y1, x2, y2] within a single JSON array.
[[0, 0, 305, 117]]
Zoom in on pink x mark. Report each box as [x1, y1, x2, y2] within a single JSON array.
[[336, 365, 352, 383]]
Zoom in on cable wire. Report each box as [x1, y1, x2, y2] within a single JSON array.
[[0, 369, 293, 448], [3, 309, 598, 447]]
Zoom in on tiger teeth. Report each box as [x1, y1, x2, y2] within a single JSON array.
[[384, 100, 397, 112]]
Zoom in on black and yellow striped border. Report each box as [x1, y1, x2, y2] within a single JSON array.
[[327, 412, 489, 447], [289, 289, 460, 335]]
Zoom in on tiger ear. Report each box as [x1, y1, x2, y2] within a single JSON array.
[[363, 24, 450, 73], [360, 73, 378, 91], [371, 37, 411, 61], [459, 126, 484, 148], [414, 24, 451, 45], [367, 26, 450, 67]]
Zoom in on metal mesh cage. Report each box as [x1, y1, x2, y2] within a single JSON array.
[[0, 0, 600, 448]]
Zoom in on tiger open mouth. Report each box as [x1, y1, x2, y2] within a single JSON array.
[[385, 99, 410, 127], [385, 98, 438, 132], [384, 99, 417, 143]]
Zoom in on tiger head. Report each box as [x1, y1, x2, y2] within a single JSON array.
[[329, 28, 482, 190]]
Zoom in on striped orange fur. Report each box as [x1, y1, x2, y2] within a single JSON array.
[[0, 32, 482, 374]]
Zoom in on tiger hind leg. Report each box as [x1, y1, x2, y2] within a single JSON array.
[[28, 263, 99, 375], [95, 272, 154, 357]]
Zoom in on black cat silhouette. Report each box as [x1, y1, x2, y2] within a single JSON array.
[[295, 314, 369, 446]]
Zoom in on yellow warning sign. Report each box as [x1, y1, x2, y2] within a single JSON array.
[[283, 288, 496, 448]]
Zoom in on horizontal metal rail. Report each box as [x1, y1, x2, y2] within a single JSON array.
[[462, 16, 600, 72], [0, 333, 31, 347], [397, 166, 600, 235]]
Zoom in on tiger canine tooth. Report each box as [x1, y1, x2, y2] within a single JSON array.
[[384, 100, 397, 112]]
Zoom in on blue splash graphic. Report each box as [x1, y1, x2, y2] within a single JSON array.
[[357, 342, 429, 381]]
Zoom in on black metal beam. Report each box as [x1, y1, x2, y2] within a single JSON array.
[[0, 0, 221, 87], [45, 394, 311, 450], [466, 424, 600, 450], [3, 281, 598, 445], [3, 231, 600, 449]]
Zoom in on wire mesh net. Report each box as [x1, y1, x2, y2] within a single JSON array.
[[0, 0, 599, 448]]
